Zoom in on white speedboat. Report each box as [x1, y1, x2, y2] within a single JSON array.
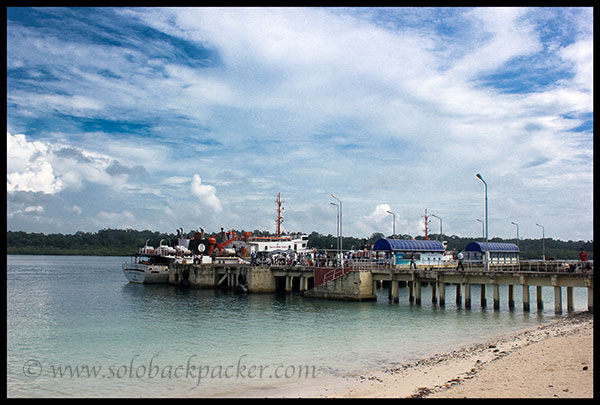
[[122, 252, 174, 284], [122, 235, 198, 283]]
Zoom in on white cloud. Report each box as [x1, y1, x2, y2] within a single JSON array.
[[190, 174, 222, 213], [7, 132, 63, 194]]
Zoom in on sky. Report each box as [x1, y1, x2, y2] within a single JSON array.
[[6, 7, 594, 242]]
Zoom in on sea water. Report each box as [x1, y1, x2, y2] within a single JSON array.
[[6, 255, 590, 397]]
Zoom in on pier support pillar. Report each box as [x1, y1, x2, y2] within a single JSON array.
[[299, 276, 307, 292], [431, 282, 437, 304], [408, 281, 414, 303], [522, 284, 530, 312], [567, 287, 574, 312], [493, 284, 500, 310], [588, 286, 593, 313], [286, 276, 292, 293], [508, 285, 515, 309], [464, 283, 471, 309], [537, 286, 544, 310], [480, 284, 487, 307], [389, 280, 399, 303], [554, 286, 562, 314], [456, 283, 462, 306], [415, 281, 422, 305], [438, 282, 445, 307]]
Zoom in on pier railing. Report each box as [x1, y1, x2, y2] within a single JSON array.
[[337, 258, 593, 273]]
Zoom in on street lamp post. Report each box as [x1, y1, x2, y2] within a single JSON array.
[[331, 194, 342, 262], [431, 214, 442, 241], [476, 219, 484, 265], [386, 210, 397, 237], [476, 173, 489, 271], [330, 202, 339, 262], [511, 221, 519, 249], [536, 223, 545, 261], [476, 219, 484, 241]]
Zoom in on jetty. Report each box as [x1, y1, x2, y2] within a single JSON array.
[[168, 261, 593, 313]]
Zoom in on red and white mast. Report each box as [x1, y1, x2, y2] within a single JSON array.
[[275, 193, 284, 238], [423, 208, 430, 240]]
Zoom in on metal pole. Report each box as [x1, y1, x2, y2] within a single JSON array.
[[536, 223, 545, 261], [431, 214, 442, 241], [387, 210, 396, 237], [331, 194, 342, 262], [330, 202, 339, 262], [476, 174, 488, 271], [477, 219, 484, 267], [511, 221, 519, 249]]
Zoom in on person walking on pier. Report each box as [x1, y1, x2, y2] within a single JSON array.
[[456, 250, 465, 271], [410, 253, 417, 269]]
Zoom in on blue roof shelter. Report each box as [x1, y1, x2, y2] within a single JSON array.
[[465, 242, 519, 253], [373, 239, 445, 267], [464, 242, 520, 265], [373, 239, 445, 252]]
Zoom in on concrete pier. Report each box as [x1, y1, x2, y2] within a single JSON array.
[[370, 268, 593, 314], [167, 263, 593, 313]]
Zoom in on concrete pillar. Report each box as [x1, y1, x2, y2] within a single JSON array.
[[464, 283, 471, 309], [286, 276, 292, 292], [554, 286, 562, 314], [508, 285, 515, 309], [390, 280, 399, 303], [408, 281, 414, 303], [588, 286, 593, 313], [567, 287, 574, 312], [439, 282, 446, 307], [299, 276, 306, 292], [415, 280, 422, 305], [493, 284, 500, 310], [431, 282, 437, 304], [522, 284, 530, 312], [480, 284, 487, 307], [456, 283, 462, 306], [537, 286, 544, 310]]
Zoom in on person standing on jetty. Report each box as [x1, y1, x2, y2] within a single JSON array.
[[410, 253, 417, 269], [456, 250, 465, 271], [579, 248, 588, 269]]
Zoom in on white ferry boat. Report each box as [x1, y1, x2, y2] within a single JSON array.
[[122, 236, 194, 284], [246, 234, 310, 254]]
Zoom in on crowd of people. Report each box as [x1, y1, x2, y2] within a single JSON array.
[[250, 249, 370, 267]]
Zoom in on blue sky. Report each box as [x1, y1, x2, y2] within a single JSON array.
[[7, 7, 593, 241]]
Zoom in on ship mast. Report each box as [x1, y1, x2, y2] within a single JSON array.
[[275, 193, 284, 238], [423, 208, 430, 240]]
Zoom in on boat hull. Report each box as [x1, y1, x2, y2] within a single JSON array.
[[122, 263, 170, 284]]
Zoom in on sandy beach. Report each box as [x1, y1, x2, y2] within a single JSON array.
[[310, 311, 593, 398]]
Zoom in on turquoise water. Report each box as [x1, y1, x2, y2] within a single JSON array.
[[7, 255, 590, 397]]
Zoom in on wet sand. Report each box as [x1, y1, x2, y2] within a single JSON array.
[[216, 311, 593, 398], [324, 311, 593, 398]]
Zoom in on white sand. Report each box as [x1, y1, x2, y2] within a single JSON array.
[[329, 311, 594, 398]]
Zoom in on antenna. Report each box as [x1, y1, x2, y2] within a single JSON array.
[[275, 193, 285, 238]]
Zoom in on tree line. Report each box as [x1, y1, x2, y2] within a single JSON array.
[[6, 228, 593, 260]]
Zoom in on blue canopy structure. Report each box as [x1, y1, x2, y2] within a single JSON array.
[[373, 239, 445, 252], [464, 242, 519, 253]]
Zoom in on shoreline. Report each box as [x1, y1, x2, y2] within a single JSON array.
[[329, 311, 594, 398], [242, 311, 593, 398]]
